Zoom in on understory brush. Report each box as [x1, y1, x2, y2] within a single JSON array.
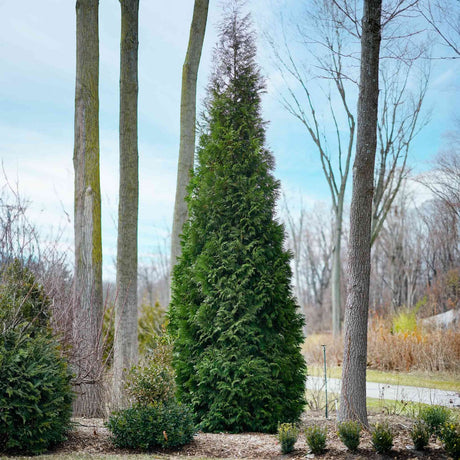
[[418, 405, 452, 437], [303, 316, 460, 374]]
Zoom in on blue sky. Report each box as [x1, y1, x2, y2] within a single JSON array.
[[0, 1, 458, 280]]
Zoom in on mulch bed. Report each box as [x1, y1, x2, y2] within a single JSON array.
[[51, 411, 450, 459]]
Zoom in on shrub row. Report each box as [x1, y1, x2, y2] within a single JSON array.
[[277, 406, 459, 457]]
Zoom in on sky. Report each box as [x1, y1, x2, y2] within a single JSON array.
[[0, 0, 458, 280]]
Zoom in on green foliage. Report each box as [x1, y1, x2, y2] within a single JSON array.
[[138, 300, 167, 355], [371, 421, 394, 454], [168, 6, 306, 434], [419, 405, 451, 437], [103, 300, 167, 365], [337, 420, 361, 452], [0, 331, 73, 455], [125, 334, 175, 405], [277, 423, 298, 454], [106, 401, 196, 450], [440, 421, 460, 460], [0, 259, 50, 332], [305, 425, 327, 454], [410, 420, 430, 450], [0, 260, 73, 455], [392, 297, 425, 335]]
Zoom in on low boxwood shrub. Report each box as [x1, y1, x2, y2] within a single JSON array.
[[419, 405, 451, 437], [277, 422, 298, 454], [0, 331, 73, 455], [371, 421, 393, 454], [106, 401, 196, 450], [410, 420, 430, 450], [337, 420, 361, 452], [440, 421, 460, 460], [305, 425, 327, 454]]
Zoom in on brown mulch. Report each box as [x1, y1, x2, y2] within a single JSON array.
[[51, 412, 450, 459]]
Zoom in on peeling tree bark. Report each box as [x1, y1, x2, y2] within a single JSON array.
[[338, 0, 382, 425], [113, 0, 139, 410], [73, 0, 104, 417], [171, 0, 209, 269]]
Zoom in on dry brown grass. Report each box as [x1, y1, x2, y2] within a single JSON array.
[[303, 319, 460, 375]]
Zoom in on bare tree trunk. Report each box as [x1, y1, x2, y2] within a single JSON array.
[[113, 0, 139, 410], [338, 0, 382, 425], [171, 0, 209, 268], [331, 199, 344, 336], [73, 0, 104, 417]]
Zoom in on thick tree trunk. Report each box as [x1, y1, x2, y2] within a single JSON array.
[[73, 0, 104, 417], [338, 0, 382, 425], [113, 0, 139, 410], [171, 0, 209, 268]]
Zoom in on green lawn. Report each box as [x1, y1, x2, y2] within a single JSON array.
[[308, 365, 460, 392]]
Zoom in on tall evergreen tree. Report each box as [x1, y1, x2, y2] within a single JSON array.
[[169, 5, 306, 433]]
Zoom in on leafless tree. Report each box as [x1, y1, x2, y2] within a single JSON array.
[[338, 0, 382, 425], [417, 0, 460, 58], [138, 236, 171, 310], [171, 0, 209, 268], [73, 0, 104, 417], [271, 0, 428, 335], [371, 59, 429, 243], [0, 173, 39, 267], [370, 185, 424, 312], [113, 0, 140, 411], [418, 125, 460, 218], [284, 200, 334, 332]]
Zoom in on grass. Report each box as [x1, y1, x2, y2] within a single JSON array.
[[308, 365, 460, 392]]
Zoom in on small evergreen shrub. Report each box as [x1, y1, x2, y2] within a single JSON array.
[[106, 402, 196, 450], [440, 422, 460, 460], [305, 425, 327, 454], [410, 420, 430, 450], [0, 261, 73, 455], [0, 331, 73, 455], [337, 420, 361, 452], [277, 423, 298, 454], [125, 334, 175, 405], [371, 421, 393, 454], [419, 405, 451, 437]]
